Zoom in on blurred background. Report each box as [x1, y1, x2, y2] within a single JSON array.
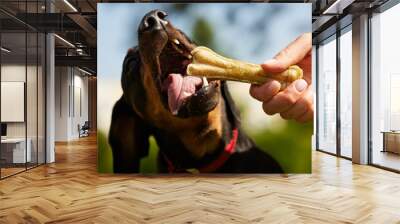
[[97, 3, 312, 173]]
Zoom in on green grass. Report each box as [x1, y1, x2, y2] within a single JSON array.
[[98, 121, 312, 173], [97, 131, 113, 173], [249, 120, 312, 173], [139, 137, 159, 173]]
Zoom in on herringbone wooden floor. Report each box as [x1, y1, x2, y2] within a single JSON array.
[[1, 135, 400, 224]]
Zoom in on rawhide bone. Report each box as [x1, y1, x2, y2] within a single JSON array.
[[187, 46, 303, 89]]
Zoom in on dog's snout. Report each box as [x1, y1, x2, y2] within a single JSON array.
[[139, 10, 168, 32]]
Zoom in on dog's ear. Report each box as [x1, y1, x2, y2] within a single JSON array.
[[221, 81, 241, 128], [121, 46, 140, 92], [121, 46, 147, 117], [108, 47, 151, 173]]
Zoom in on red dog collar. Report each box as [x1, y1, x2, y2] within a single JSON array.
[[163, 128, 239, 173]]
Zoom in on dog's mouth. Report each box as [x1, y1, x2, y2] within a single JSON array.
[[159, 33, 219, 117]]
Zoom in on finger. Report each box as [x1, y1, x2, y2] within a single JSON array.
[[261, 33, 312, 73], [280, 86, 313, 120], [249, 80, 281, 102], [296, 108, 314, 123], [262, 79, 308, 115], [297, 54, 312, 84]]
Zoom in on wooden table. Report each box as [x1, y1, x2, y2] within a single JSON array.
[[381, 131, 400, 154]]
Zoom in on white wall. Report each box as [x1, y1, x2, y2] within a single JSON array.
[[1, 65, 39, 138], [54, 67, 89, 141], [72, 73, 89, 137], [55, 67, 69, 141], [1, 63, 46, 164], [1, 65, 26, 138]]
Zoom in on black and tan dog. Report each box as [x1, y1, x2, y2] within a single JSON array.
[[109, 10, 282, 173]]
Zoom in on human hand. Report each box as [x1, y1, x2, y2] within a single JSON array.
[[249, 33, 313, 123]]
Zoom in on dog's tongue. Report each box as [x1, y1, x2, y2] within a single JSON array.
[[167, 73, 202, 115]]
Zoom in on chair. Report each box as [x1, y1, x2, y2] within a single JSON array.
[[78, 121, 90, 138]]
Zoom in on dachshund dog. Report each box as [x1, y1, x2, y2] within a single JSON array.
[[108, 10, 283, 173]]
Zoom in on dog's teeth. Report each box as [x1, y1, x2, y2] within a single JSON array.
[[173, 39, 180, 45], [187, 54, 192, 59], [181, 91, 191, 98], [202, 77, 208, 87]]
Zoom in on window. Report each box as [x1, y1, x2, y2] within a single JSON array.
[[0, 1, 46, 179], [1, 30, 28, 178], [339, 27, 352, 158], [370, 3, 400, 171], [317, 35, 337, 154]]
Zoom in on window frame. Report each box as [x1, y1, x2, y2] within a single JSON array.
[[315, 23, 353, 160]]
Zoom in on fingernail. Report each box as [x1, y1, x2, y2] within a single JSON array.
[[266, 80, 280, 92], [295, 79, 307, 92]]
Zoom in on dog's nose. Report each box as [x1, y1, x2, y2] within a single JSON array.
[[139, 10, 168, 32]]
